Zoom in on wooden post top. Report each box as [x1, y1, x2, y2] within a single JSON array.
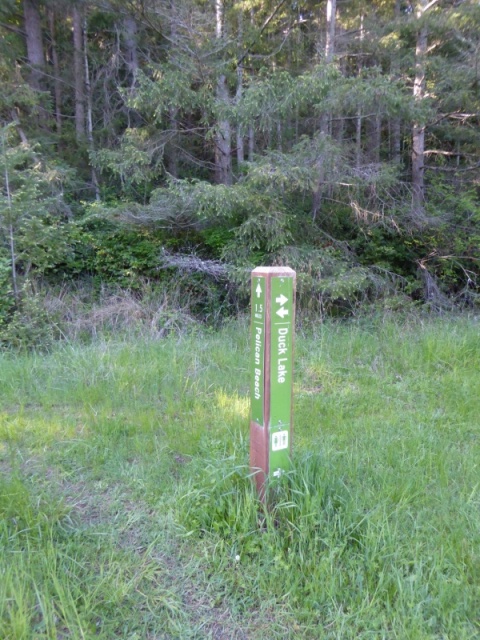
[[251, 266, 296, 276]]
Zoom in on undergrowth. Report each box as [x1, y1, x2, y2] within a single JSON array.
[[0, 316, 479, 638], [176, 445, 479, 638]]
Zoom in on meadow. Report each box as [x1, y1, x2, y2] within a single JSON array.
[[0, 316, 479, 639]]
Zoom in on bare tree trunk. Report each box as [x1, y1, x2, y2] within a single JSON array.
[[23, 0, 44, 91], [277, 120, 282, 151], [412, 121, 425, 208], [215, 77, 232, 184], [248, 125, 255, 161], [367, 116, 381, 164], [392, 0, 402, 164], [48, 9, 62, 135], [166, 6, 179, 177], [325, 0, 336, 63], [73, 6, 85, 142], [333, 56, 346, 146], [236, 9, 244, 166], [1, 128, 19, 304], [355, 113, 362, 169], [123, 14, 139, 88], [214, 0, 232, 185], [4, 174, 19, 305], [410, 0, 441, 211], [312, 154, 325, 220], [312, 0, 336, 219], [412, 16, 428, 210], [355, 13, 364, 170], [294, 103, 299, 144], [392, 120, 401, 164], [83, 18, 100, 200], [247, 7, 255, 162], [236, 64, 244, 165], [8, 222, 19, 305], [166, 108, 179, 178], [123, 15, 140, 129]]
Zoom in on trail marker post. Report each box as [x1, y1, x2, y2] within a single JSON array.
[[250, 266, 296, 496]]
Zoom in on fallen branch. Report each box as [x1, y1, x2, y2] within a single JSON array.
[[157, 249, 228, 280]]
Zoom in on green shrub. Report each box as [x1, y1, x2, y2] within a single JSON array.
[[0, 288, 56, 351]]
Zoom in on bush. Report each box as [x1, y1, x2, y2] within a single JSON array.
[[0, 288, 56, 351]]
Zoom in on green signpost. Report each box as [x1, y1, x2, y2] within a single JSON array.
[[269, 274, 294, 477], [250, 267, 296, 494]]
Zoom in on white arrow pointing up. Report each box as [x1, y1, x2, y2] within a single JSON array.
[[276, 307, 289, 318], [276, 294, 288, 306], [256, 282, 262, 297]]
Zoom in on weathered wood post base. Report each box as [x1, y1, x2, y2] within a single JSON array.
[[250, 267, 296, 497]]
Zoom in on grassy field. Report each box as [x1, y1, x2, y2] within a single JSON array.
[[0, 316, 479, 639]]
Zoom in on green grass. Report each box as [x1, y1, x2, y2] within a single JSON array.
[[1, 316, 479, 638]]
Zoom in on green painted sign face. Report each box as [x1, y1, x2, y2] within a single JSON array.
[[269, 275, 294, 476], [250, 276, 265, 426]]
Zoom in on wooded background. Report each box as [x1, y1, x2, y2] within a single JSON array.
[[1, 0, 480, 344]]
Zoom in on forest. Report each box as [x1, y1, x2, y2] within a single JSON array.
[[1, 0, 480, 346]]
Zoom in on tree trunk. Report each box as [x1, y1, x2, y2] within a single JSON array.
[[8, 222, 19, 305], [236, 64, 244, 165], [214, 0, 232, 185], [215, 76, 233, 184], [248, 125, 255, 161], [123, 14, 140, 128], [3, 153, 19, 305], [236, 9, 244, 166], [355, 112, 362, 169], [123, 14, 139, 88], [83, 17, 100, 200], [392, 120, 401, 165], [166, 6, 179, 177], [325, 0, 336, 63], [392, 0, 402, 165], [167, 108, 179, 178], [333, 56, 346, 147], [247, 7, 255, 162], [73, 6, 85, 142], [412, 16, 428, 210], [367, 116, 381, 164], [48, 9, 62, 135], [312, 0, 336, 219], [23, 0, 44, 91], [355, 13, 364, 170]]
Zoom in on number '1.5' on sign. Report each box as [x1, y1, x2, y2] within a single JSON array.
[[250, 275, 265, 426]]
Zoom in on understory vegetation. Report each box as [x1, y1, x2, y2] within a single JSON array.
[[1, 317, 479, 638]]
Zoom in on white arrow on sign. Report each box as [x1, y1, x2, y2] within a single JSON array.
[[275, 294, 288, 306], [256, 281, 262, 298], [276, 307, 289, 318]]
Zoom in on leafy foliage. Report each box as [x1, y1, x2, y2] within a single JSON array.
[[0, 0, 479, 348]]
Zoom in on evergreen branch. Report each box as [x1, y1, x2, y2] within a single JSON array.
[[236, 0, 289, 70]]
